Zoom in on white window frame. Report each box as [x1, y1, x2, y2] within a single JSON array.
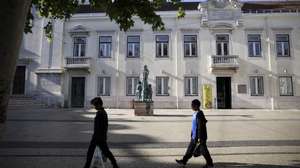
[[184, 35, 197, 57], [248, 34, 262, 57], [97, 76, 111, 96], [279, 76, 293, 96], [184, 76, 198, 96], [156, 35, 169, 58], [216, 34, 229, 56], [249, 76, 264, 96], [156, 76, 169, 96], [276, 34, 290, 57], [126, 76, 139, 96], [127, 36, 140, 58], [73, 36, 87, 57], [99, 36, 112, 58]]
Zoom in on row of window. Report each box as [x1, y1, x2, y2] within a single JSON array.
[[97, 76, 294, 97], [73, 34, 291, 58]]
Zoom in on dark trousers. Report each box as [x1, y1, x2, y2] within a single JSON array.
[[83, 138, 118, 168], [183, 139, 213, 166]]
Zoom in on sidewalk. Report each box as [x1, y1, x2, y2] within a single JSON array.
[[0, 108, 300, 168]]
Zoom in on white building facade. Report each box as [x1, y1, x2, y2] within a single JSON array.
[[13, 1, 300, 109]]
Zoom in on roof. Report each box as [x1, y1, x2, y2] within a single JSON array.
[[242, 1, 300, 10], [75, 2, 199, 14], [75, 1, 300, 14]]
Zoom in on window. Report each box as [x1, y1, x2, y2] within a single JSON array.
[[279, 76, 293, 96], [97, 77, 111, 96], [156, 77, 169, 96], [126, 77, 139, 96], [184, 35, 197, 57], [156, 35, 169, 57], [73, 37, 86, 57], [127, 36, 140, 58], [216, 34, 229, 56], [276, 34, 290, 57], [99, 36, 112, 58], [248, 34, 261, 57], [249, 76, 264, 96], [184, 77, 198, 96]]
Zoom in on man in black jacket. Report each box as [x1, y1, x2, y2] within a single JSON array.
[[83, 97, 119, 168], [176, 99, 214, 168]]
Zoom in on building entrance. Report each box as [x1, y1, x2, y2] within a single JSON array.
[[12, 66, 26, 95], [71, 77, 85, 107], [216, 77, 231, 109]]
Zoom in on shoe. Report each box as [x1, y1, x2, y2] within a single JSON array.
[[202, 165, 214, 168], [175, 159, 186, 166]]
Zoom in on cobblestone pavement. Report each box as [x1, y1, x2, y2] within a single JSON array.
[[0, 108, 300, 168]]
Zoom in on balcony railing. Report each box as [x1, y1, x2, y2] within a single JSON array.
[[211, 55, 239, 71], [65, 57, 91, 70]]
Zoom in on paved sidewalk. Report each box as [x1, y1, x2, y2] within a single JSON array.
[[0, 108, 300, 168]]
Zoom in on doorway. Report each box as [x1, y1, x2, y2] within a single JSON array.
[[12, 66, 26, 95], [216, 77, 231, 109], [71, 77, 85, 107]]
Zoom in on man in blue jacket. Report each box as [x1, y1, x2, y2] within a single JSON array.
[[176, 99, 214, 168]]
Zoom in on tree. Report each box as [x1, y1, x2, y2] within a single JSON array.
[[0, 0, 184, 123]]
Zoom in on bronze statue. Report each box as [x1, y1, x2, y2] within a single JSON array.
[[136, 81, 142, 101]]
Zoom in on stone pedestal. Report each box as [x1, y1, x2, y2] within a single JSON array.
[[134, 101, 154, 116]]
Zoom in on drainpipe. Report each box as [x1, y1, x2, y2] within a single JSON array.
[[265, 16, 274, 110], [175, 23, 179, 109]]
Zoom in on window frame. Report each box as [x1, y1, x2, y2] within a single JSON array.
[[216, 34, 229, 56], [276, 34, 290, 57], [127, 35, 140, 58], [183, 35, 197, 57], [156, 35, 169, 58], [99, 36, 112, 58], [156, 76, 170, 96], [184, 76, 198, 96], [126, 76, 140, 96], [279, 76, 294, 96], [73, 36, 87, 57], [248, 34, 262, 57], [249, 76, 264, 96], [97, 76, 111, 96]]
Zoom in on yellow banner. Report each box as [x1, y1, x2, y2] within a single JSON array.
[[202, 84, 212, 109]]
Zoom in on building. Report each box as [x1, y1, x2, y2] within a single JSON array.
[[12, 0, 300, 109]]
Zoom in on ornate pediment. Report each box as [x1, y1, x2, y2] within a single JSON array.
[[69, 25, 90, 36], [199, 0, 243, 28]]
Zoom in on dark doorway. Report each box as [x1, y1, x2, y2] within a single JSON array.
[[12, 66, 26, 95], [71, 77, 85, 107], [216, 77, 231, 109]]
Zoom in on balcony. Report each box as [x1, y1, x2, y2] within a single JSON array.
[[64, 57, 91, 71], [210, 55, 239, 73]]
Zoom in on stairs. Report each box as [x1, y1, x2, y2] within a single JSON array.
[[8, 96, 48, 110]]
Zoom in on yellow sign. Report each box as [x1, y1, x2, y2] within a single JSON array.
[[202, 84, 212, 109]]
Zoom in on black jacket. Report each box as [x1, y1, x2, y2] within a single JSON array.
[[196, 110, 208, 143], [92, 108, 108, 142]]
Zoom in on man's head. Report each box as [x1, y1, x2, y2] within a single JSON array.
[[191, 99, 201, 111], [90, 97, 103, 110]]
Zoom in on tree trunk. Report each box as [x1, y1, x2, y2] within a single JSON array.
[[0, 0, 31, 123]]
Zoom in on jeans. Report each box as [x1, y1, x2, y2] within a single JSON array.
[[183, 139, 213, 166]]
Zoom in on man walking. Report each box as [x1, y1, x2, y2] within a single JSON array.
[[176, 99, 214, 168], [83, 97, 119, 168]]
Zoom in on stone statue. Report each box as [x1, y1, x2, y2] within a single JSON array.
[[136, 81, 142, 101], [142, 65, 149, 101], [147, 84, 152, 101]]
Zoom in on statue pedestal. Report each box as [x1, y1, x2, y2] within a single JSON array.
[[133, 101, 154, 116]]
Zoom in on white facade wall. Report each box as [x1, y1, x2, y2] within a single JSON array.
[[17, 6, 300, 109]]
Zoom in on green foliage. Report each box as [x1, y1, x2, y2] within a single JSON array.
[[25, 0, 185, 39]]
